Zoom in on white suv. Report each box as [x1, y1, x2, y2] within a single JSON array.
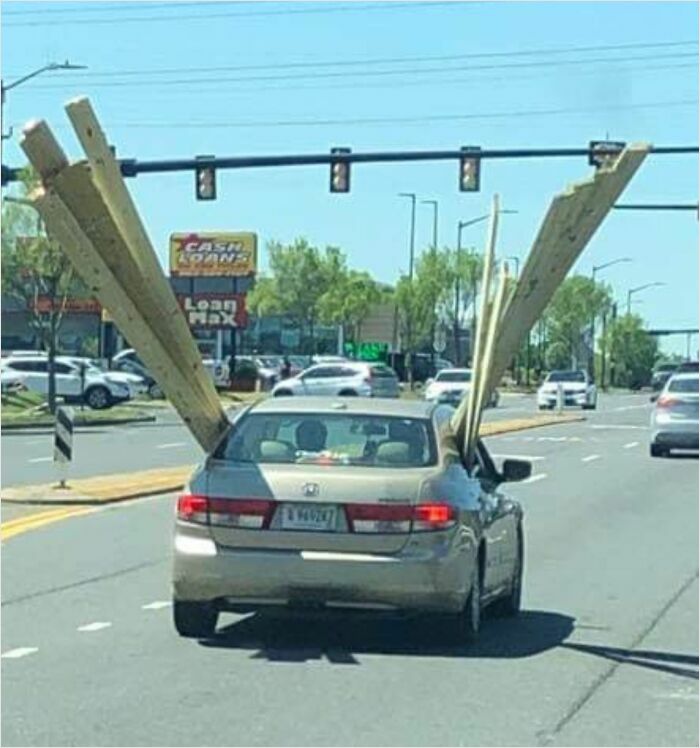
[[271, 362, 400, 398], [1, 355, 132, 409]]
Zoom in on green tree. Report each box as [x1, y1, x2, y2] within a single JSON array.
[[1, 171, 85, 412], [606, 314, 659, 389], [247, 238, 347, 354], [542, 275, 612, 371], [318, 269, 384, 343]]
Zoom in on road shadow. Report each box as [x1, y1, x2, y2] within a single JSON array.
[[666, 452, 699, 460], [561, 642, 699, 680], [199, 608, 575, 664]]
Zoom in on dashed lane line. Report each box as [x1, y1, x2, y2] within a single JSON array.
[[1, 647, 38, 659], [582, 454, 601, 463], [624, 441, 640, 449], [156, 442, 187, 449], [27, 457, 52, 464], [141, 601, 171, 610], [491, 454, 546, 462], [77, 622, 112, 633], [522, 473, 548, 484]]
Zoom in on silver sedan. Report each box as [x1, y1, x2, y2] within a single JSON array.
[[172, 397, 531, 640], [650, 372, 699, 457]]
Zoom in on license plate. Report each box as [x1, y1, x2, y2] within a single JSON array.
[[280, 503, 338, 532]]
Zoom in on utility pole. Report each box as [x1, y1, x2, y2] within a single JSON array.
[[591, 258, 632, 379], [627, 282, 665, 315], [421, 199, 439, 251], [398, 192, 417, 280]]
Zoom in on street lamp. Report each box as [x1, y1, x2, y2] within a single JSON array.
[[1, 60, 87, 141], [421, 199, 439, 251], [627, 282, 665, 315], [590, 257, 632, 377], [398, 192, 417, 281]]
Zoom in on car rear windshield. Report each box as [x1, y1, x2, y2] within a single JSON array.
[[215, 413, 437, 468], [369, 365, 397, 378], [668, 377, 699, 393], [436, 371, 471, 383], [547, 371, 585, 382]]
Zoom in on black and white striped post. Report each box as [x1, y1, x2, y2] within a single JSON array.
[[54, 406, 74, 488]]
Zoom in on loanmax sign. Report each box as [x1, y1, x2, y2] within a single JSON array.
[[178, 294, 248, 328]]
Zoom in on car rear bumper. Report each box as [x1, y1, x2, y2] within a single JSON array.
[[173, 528, 473, 613], [651, 427, 699, 449]]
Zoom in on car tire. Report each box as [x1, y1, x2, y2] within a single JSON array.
[[492, 531, 523, 618], [650, 443, 668, 458], [148, 382, 164, 399], [440, 555, 481, 642], [338, 389, 358, 397], [173, 600, 218, 639], [84, 385, 111, 410], [273, 389, 293, 397]]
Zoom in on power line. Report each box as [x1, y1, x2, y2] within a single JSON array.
[[3, 1, 450, 27], [75, 99, 699, 130], [26, 51, 698, 90], [1, 1, 223, 15]]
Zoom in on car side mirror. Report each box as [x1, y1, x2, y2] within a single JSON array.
[[501, 459, 532, 483]]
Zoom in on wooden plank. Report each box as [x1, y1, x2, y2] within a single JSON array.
[[27, 186, 227, 452], [64, 98, 218, 408], [18, 119, 69, 182]]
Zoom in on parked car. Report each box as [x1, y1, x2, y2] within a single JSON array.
[[537, 369, 597, 410], [271, 362, 400, 398], [172, 396, 530, 639], [230, 356, 279, 392], [1, 369, 27, 393], [651, 362, 680, 391], [1, 355, 131, 409], [676, 360, 699, 374], [110, 357, 163, 399], [649, 372, 699, 457], [112, 348, 229, 390], [61, 356, 149, 398], [424, 368, 499, 408]]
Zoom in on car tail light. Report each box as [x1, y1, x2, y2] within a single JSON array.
[[345, 501, 456, 533], [177, 494, 208, 524], [209, 498, 274, 529], [176, 494, 274, 529], [345, 503, 413, 533], [412, 502, 457, 531], [657, 395, 679, 409]]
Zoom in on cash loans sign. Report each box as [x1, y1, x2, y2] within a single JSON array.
[[177, 294, 248, 329], [170, 232, 257, 276]]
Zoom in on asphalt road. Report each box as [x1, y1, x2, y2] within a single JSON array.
[[1, 392, 624, 488], [2, 393, 698, 746]]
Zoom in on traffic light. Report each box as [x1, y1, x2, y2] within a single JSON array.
[[589, 140, 626, 169], [330, 147, 351, 193], [459, 146, 481, 192], [195, 155, 216, 200]]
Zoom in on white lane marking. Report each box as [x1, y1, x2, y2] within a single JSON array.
[[157, 442, 187, 449], [655, 691, 699, 701], [522, 473, 548, 484], [624, 441, 640, 449], [141, 601, 171, 610], [582, 454, 601, 463], [25, 439, 45, 446], [590, 424, 646, 430], [492, 454, 545, 462], [77, 621, 112, 632], [614, 404, 650, 412], [1, 647, 38, 659], [27, 456, 52, 463], [536, 436, 568, 442]]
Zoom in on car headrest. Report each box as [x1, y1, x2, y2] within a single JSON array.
[[257, 439, 294, 462], [375, 440, 411, 465]]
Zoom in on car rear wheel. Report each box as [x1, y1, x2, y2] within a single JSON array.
[[650, 443, 669, 458], [439, 557, 481, 642], [85, 385, 111, 410], [273, 389, 293, 397], [492, 532, 523, 617], [173, 600, 218, 638], [338, 389, 358, 397]]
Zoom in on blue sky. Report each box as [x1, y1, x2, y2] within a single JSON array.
[[2, 0, 698, 354]]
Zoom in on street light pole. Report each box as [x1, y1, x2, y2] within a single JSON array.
[[590, 257, 632, 379], [1, 61, 87, 142], [398, 192, 417, 281], [627, 282, 665, 315], [421, 199, 439, 251]]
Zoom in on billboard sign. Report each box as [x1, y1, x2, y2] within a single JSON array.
[[169, 232, 257, 277], [177, 293, 248, 329]]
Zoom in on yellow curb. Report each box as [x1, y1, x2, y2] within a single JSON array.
[[1, 506, 97, 541], [479, 413, 584, 436]]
